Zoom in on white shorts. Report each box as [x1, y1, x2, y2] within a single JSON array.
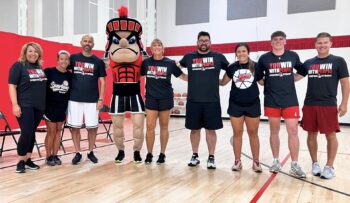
[[67, 101, 99, 128]]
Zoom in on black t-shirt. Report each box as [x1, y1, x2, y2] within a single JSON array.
[[45, 67, 72, 108], [304, 54, 349, 106], [141, 57, 183, 99], [69, 53, 106, 103], [226, 61, 259, 105], [255, 50, 307, 108], [8, 62, 47, 110], [179, 51, 229, 102]]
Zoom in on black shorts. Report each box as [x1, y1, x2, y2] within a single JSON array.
[[44, 105, 67, 122], [227, 100, 261, 118], [110, 94, 145, 114], [146, 97, 174, 111], [185, 101, 223, 130]]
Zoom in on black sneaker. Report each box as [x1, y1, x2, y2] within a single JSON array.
[[25, 158, 40, 170], [87, 151, 98, 164], [16, 160, 26, 173], [53, 155, 62, 165], [134, 151, 142, 163], [145, 153, 153, 164], [46, 156, 56, 166], [72, 152, 82, 165], [188, 155, 200, 167], [156, 153, 166, 164], [115, 150, 125, 163]]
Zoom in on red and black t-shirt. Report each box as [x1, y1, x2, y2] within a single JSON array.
[[304, 54, 349, 106], [69, 53, 106, 103], [255, 50, 307, 108], [141, 57, 183, 99], [179, 51, 228, 103], [8, 62, 47, 110]]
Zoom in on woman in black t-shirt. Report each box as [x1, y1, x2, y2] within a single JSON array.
[[220, 43, 262, 172], [43, 50, 72, 166], [8, 42, 47, 173], [141, 39, 187, 164]]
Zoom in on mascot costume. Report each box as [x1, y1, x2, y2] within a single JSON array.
[[105, 6, 145, 163]]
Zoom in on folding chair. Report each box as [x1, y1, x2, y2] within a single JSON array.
[[0, 112, 20, 156], [98, 105, 113, 142]]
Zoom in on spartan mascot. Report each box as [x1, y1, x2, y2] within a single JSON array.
[[105, 6, 145, 163]]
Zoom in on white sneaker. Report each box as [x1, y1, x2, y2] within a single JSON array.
[[311, 162, 321, 176], [231, 160, 242, 171], [269, 159, 281, 173], [290, 162, 306, 178], [321, 165, 335, 179]]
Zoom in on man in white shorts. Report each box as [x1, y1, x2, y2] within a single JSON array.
[[67, 35, 106, 164]]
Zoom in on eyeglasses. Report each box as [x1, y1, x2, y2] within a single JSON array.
[[198, 40, 210, 44]]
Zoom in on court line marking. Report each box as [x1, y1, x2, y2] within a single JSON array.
[[241, 152, 350, 199], [249, 153, 291, 203]]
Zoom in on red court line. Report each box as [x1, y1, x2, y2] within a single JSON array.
[[250, 154, 291, 203]]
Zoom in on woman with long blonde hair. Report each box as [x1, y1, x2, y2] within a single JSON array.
[[8, 42, 47, 173]]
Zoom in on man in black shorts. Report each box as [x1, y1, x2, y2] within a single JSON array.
[[179, 31, 229, 169]]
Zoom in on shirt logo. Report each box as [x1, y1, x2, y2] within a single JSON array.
[[50, 80, 69, 94], [147, 65, 168, 79], [192, 57, 215, 71], [268, 61, 292, 77], [308, 63, 332, 78], [74, 61, 95, 76], [27, 69, 47, 82], [233, 69, 254, 89]]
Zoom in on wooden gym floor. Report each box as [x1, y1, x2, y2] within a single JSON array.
[[1, 117, 350, 202]]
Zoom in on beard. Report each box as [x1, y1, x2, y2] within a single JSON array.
[[83, 45, 92, 52], [198, 45, 210, 52]]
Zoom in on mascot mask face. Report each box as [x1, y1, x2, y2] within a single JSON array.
[[105, 6, 144, 83]]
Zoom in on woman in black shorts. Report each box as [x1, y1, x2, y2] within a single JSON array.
[[43, 50, 72, 166], [141, 39, 187, 164], [9, 42, 47, 173], [220, 43, 262, 172]]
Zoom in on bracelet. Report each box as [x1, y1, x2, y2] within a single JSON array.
[[98, 98, 103, 101]]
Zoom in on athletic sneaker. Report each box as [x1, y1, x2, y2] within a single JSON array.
[[134, 151, 142, 163], [87, 151, 98, 164], [145, 153, 153, 164], [72, 152, 82, 165], [311, 162, 321, 176], [188, 155, 200, 167], [252, 161, 263, 173], [269, 159, 281, 173], [290, 162, 306, 178], [25, 158, 40, 170], [115, 150, 125, 163], [46, 156, 56, 166], [207, 156, 216, 169], [321, 165, 335, 179], [53, 155, 62, 165], [16, 160, 26, 173], [156, 153, 166, 164], [231, 160, 242, 171]]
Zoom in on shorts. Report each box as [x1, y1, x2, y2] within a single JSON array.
[[145, 97, 174, 111], [301, 105, 340, 134], [227, 100, 261, 118], [264, 106, 300, 119], [185, 101, 223, 130], [110, 94, 145, 115], [67, 101, 99, 129], [43, 104, 67, 122]]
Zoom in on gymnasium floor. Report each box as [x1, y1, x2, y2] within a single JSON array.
[[1, 117, 350, 202]]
